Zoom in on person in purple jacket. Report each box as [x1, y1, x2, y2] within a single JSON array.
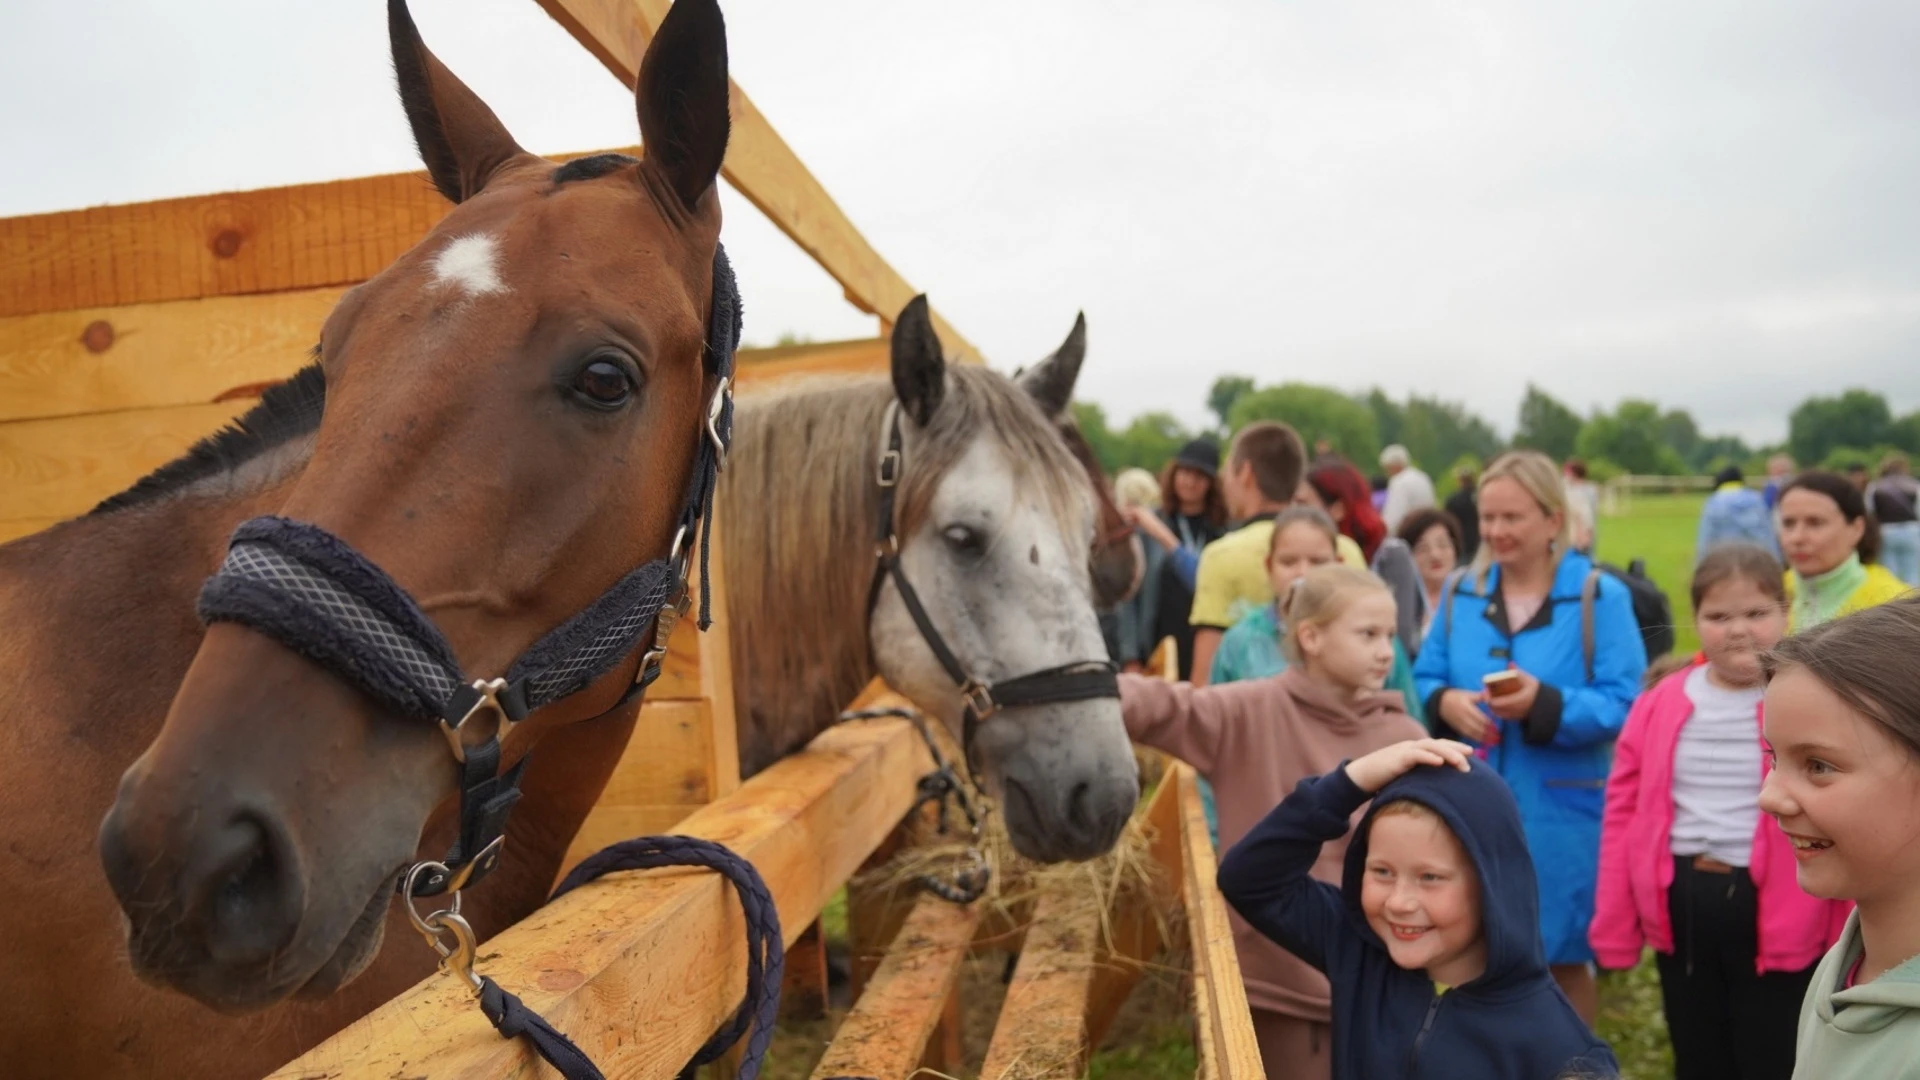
[[1219, 738, 1617, 1079]]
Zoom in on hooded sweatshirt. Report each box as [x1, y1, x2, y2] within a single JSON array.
[[1218, 759, 1618, 1080], [1120, 669, 1426, 1021], [1793, 909, 1920, 1080]]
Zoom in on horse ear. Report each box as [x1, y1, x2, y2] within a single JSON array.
[[636, 0, 731, 210], [388, 0, 527, 204], [1017, 311, 1087, 420], [891, 295, 946, 426]]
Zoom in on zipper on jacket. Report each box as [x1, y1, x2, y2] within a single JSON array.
[[1405, 993, 1444, 1075]]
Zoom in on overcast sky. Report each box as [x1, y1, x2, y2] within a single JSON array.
[[5, 1, 1917, 446]]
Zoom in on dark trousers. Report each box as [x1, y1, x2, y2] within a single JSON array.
[[1656, 855, 1816, 1080]]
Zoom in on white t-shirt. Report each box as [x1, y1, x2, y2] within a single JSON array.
[[1670, 665, 1764, 867]]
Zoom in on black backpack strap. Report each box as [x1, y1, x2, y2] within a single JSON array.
[[1581, 567, 1603, 683]]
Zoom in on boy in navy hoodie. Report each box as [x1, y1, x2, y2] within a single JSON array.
[[1219, 738, 1617, 1079]]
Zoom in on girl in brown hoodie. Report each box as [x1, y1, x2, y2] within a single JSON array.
[[1122, 564, 1427, 1080]]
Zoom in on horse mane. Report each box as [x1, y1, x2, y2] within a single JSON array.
[[91, 360, 327, 516], [721, 365, 1090, 772]]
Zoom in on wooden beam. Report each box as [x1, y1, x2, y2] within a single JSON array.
[[0, 148, 650, 320], [734, 337, 888, 390], [0, 171, 452, 318], [809, 891, 983, 1080], [0, 287, 335, 423], [1171, 763, 1264, 1079], [271, 715, 933, 1080], [531, 0, 984, 364], [0, 400, 248, 527], [978, 887, 1102, 1079]]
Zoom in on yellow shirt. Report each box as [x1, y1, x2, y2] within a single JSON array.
[[1188, 521, 1371, 629]]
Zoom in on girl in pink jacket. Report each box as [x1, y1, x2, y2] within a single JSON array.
[[1591, 544, 1849, 1080]]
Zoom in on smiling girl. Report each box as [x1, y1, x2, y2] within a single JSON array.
[[1119, 565, 1426, 1079], [1759, 596, 1920, 1078]]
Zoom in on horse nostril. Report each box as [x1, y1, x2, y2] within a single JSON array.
[[1066, 780, 1094, 831], [200, 813, 302, 967]]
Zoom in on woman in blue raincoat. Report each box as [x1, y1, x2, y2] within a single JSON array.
[[1414, 450, 1646, 1026]]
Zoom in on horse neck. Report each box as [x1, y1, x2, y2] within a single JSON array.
[[0, 492, 282, 774], [721, 380, 893, 775]]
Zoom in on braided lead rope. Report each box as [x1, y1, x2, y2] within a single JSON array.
[[837, 705, 991, 904]]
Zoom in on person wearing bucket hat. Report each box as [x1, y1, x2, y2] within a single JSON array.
[[1175, 437, 1221, 478], [1125, 437, 1229, 679]]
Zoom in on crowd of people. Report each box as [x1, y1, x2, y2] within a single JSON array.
[[1099, 423, 1920, 1080]]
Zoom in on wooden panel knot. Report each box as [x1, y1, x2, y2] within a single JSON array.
[[80, 320, 114, 353]]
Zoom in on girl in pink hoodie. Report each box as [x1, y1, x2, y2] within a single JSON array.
[[1591, 543, 1849, 1080]]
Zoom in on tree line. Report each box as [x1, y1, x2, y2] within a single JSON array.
[[1073, 378, 1920, 484]]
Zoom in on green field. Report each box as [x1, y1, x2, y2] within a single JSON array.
[[1595, 492, 1709, 659]]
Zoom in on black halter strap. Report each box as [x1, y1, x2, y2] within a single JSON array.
[[196, 245, 742, 896], [865, 401, 1119, 770]]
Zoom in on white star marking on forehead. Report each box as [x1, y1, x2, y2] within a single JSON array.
[[429, 234, 509, 297]]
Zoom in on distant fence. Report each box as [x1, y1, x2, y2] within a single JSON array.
[[1600, 474, 1726, 516]]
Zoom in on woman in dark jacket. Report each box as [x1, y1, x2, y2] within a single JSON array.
[[1144, 439, 1227, 679]]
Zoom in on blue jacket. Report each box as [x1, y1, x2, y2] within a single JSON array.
[[1219, 761, 1618, 1080], [1412, 552, 1646, 964], [1696, 484, 1781, 562]]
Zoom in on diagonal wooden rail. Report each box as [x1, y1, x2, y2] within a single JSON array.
[[269, 715, 931, 1080], [532, 0, 983, 363]]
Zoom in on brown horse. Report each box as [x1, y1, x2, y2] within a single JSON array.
[[0, 1, 733, 1075], [723, 305, 1139, 861]]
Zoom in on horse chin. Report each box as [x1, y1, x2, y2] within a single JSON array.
[[291, 879, 393, 1001]]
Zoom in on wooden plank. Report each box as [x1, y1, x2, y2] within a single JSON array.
[[0, 171, 449, 318], [0, 149, 644, 319], [978, 887, 1103, 1079], [0, 401, 248, 525], [1173, 763, 1264, 1079], [780, 918, 829, 1023], [735, 337, 888, 391], [272, 715, 933, 1080], [593, 699, 716, 806], [697, 513, 740, 800], [0, 287, 335, 423], [531, 0, 984, 364], [809, 891, 984, 1080]]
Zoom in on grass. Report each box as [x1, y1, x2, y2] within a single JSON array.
[[1595, 492, 1707, 658]]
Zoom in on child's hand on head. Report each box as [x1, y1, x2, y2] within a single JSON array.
[[1346, 738, 1473, 793]]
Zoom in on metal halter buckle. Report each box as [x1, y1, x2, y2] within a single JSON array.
[[960, 680, 997, 721], [402, 861, 484, 996], [439, 678, 513, 765], [704, 375, 732, 471]]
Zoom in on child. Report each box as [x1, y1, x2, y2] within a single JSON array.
[[1758, 595, 1920, 1078], [1211, 507, 1425, 721], [1120, 565, 1428, 1080], [1219, 738, 1619, 1080], [1591, 544, 1847, 1080]]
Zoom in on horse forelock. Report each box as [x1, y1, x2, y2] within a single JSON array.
[[721, 365, 1091, 771]]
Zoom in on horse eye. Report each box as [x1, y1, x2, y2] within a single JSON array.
[[571, 359, 635, 408], [942, 525, 983, 554]]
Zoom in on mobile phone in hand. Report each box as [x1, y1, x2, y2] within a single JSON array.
[[1482, 669, 1523, 698]]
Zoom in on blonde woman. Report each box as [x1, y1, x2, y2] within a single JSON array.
[[1412, 450, 1647, 1025]]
